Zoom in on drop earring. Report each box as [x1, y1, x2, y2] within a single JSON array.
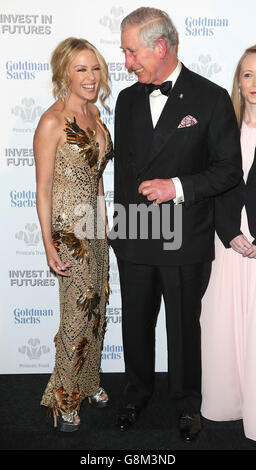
[[61, 81, 68, 100]]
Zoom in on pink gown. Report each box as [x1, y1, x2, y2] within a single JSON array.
[[200, 122, 256, 441]]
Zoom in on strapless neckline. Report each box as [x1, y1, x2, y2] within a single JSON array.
[[57, 115, 107, 152], [56, 115, 112, 171]]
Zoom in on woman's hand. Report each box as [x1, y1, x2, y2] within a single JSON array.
[[230, 234, 252, 255], [241, 244, 256, 259], [46, 244, 72, 276]]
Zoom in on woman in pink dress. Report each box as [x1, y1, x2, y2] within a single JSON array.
[[201, 45, 256, 441]]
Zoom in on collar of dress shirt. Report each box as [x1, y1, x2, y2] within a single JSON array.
[[150, 60, 182, 96]]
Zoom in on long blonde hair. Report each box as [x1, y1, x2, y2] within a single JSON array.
[[231, 45, 256, 128], [50, 37, 111, 110]]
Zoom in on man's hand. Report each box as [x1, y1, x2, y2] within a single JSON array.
[[138, 178, 176, 204]]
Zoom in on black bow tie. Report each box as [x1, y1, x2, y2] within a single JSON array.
[[145, 81, 172, 96]]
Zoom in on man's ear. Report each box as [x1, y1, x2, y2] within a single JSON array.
[[156, 38, 167, 59]]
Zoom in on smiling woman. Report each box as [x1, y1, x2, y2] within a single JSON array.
[[33, 37, 113, 432], [201, 45, 256, 442], [51, 37, 110, 107], [68, 50, 101, 100]]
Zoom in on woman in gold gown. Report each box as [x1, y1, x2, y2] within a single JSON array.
[[33, 37, 113, 432]]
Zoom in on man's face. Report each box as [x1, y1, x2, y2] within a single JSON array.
[[121, 25, 162, 84]]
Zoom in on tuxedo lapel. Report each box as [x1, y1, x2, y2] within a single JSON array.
[[130, 85, 154, 172], [150, 75, 189, 158], [246, 147, 256, 185], [132, 65, 193, 177]]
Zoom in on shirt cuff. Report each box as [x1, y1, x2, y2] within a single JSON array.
[[172, 177, 184, 204]]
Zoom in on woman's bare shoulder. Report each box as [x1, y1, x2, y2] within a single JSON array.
[[90, 103, 100, 117], [36, 101, 65, 133]]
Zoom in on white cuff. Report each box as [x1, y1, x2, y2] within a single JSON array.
[[172, 177, 184, 204]]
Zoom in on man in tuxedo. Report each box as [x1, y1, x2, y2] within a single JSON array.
[[110, 7, 242, 441]]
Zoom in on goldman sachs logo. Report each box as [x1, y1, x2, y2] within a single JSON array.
[[9, 190, 36, 208], [102, 344, 123, 360], [6, 60, 50, 80], [14, 308, 54, 325], [185, 16, 229, 36]]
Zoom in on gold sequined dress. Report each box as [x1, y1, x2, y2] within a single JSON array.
[[41, 115, 113, 416]]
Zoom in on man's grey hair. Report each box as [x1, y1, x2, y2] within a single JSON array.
[[121, 7, 178, 51]]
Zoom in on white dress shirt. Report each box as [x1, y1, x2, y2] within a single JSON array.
[[149, 60, 184, 204]]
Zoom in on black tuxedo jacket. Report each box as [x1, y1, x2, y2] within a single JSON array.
[[215, 147, 256, 247], [111, 64, 243, 265]]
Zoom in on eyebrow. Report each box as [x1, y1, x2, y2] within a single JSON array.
[[73, 63, 100, 68], [120, 47, 135, 53]]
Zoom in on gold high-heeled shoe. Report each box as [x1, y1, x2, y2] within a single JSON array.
[[88, 387, 109, 408]]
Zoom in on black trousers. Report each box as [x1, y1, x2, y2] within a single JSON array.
[[117, 257, 211, 413]]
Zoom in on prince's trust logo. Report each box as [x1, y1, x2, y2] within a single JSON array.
[[100, 7, 124, 34], [15, 223, 44, 255], [189, 55, 221, 79], [12, 98, 44, 123], [11, 98, 45, 134], [18, 338, 51, 370], [19, 338, 50, 360], [15, 223, 42, 247], [100, 7, 124, 46]]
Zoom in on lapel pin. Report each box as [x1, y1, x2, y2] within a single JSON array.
[[179, 93, 183, 99]]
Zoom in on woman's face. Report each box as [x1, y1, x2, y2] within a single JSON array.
[[239, 53, 256, 106], [68, 49, 101, 101]]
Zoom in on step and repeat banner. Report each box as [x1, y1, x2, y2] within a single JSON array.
[[0, 0, 255, 374]]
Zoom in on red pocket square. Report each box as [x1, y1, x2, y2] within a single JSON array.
[[178, 115, 198, 128]]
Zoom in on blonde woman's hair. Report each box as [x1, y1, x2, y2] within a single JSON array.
[[231, 45, 256, 128], [50, 37, 111, 110]]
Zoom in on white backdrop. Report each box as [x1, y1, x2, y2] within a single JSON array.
[[0, 0, 255, 374]]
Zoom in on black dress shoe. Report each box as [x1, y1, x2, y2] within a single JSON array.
[[179, 412, 202, 442], [116, 405, 141, 431]]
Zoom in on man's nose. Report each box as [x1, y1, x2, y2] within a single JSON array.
[[125, 52, 134, 70]]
